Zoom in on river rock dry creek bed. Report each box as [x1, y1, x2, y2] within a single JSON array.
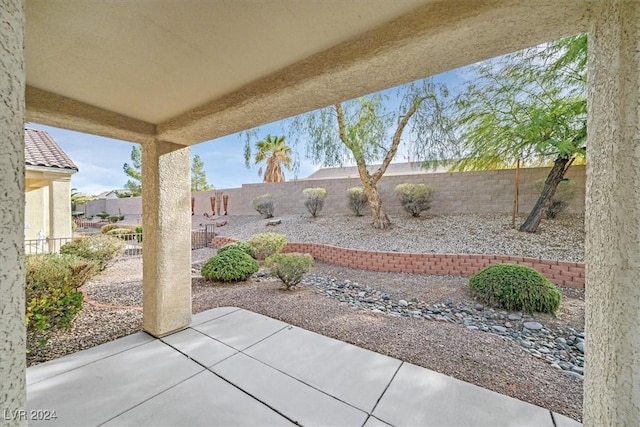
[[28, 213, 586, 422]]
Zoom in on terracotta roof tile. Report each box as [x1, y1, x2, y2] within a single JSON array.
[[24, 128, 78, 171]]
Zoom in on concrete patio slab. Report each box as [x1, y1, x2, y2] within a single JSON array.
[[212, 352, 369, 426], [190, 306, 240, 326], [372, 362, 554, 427], [244, 325, 402, 413], [27, 341, 203, 426], [103, 370, 295, 426], [26, 332, 154, 386], [193, 308, 288, 350], [161, 327, 237, 367], [25, 308, 583, 427], [364, 416, 393, 426], [553, 412, 584, 427]]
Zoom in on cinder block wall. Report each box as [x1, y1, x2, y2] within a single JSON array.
[[78, 165, 586, 218]]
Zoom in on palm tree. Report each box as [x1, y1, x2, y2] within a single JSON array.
[[254, 135, 293, 183]]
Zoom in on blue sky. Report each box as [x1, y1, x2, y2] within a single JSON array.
[[27, 70, 467, 196]]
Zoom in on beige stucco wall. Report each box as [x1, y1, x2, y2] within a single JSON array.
[[24, 184, 48, 240], [0, 0, 26, 424], [584, 2, 640, 426]]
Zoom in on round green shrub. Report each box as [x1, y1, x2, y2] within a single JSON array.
[[25, 254, 97, 344], [217, 241, 254, 257], [100, 223, 121, 234], [346, 186, 368, 216], [248, 232, 287, 260], [394, 183, 433, 217], [60, 234, 126, 271], [469, 264, 561, 314], [265, 253, 314, 290], [201, 248, 259, 282]]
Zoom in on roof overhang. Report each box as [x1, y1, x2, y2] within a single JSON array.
[[25, 0, 591, 146]]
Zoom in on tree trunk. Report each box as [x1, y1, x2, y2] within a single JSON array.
[[361, 178, 391, 229], [519, 156, 571, 233]]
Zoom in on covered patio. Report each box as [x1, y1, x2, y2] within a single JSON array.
[[1, 1, 639, 426]]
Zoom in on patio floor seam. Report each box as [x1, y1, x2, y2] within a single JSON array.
[[367, 360, 404, 423]]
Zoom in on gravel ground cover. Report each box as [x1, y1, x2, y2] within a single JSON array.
[[27, 213, 585, 422]]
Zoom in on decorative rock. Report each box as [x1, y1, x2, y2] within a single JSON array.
[[398, 299, 408, 307], [508, 313, 522, 321], [492, 326, 507, 333], [504, 321, 513, 328], [474, 303, 484, 311], [266, 219, 282, 226], [575, 341, 585, 353], [523, 321, 543, 330]]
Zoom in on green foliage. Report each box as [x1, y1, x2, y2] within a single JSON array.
[[394, 183, 433, 217], [101, 224, 121, 234], [123, 145, 142, 196], [192, 154, 212, 191], [60, 234, 126, 271], [25, 254, 97, 344], [248, 232, 287, 260], [217, 241, 254, 257], [469, 264, 561, 314], [96, 211, 110, 220], [533, 178, 578, 219], [244, 134, 294, 183], [108, 214, 125, 223], [252, 193, 275, 218], [265, 253, 314, 290], [346, 186, 368, 216], [302, 188, 327, 217], [201, 248, 259, 282], [106, 228, 138, 241]]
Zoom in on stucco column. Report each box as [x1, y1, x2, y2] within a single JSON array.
[[48, 178, 72, 241], [0, 0, 26, 425], [585, 2, 640, 426], [141, 140, 192, 337]]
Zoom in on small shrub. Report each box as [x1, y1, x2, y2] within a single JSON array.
[[394, 183, 433, 217], [252, 194, 275, 218], [135, 225, 143, 242], [302, 188, 327, 218], [108, 214, 125, 223], [107, 228, 138, 241], [96, 211, 110, 220], [469, 264, 561, 314], [533, 178, 578, 219], [72, 221, 78, 232], [217, 241, 254, 257], [346, 187, 368, 216], [201, 248, 259, 282], [60, 234, 126, 271], [101, 224, 121, 234], [248, 232, 287, 260], [265, 253, 314, 290], [25, 254, 97, 344]]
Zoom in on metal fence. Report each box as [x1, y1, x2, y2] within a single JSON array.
[[25, 229, 214, 257]]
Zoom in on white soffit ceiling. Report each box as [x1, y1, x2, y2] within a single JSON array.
[[25, 0, 427, 124]]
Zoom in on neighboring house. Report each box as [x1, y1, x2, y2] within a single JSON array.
[[24, 128, 78, 248], [96, 189, 130, 199], [304, 161, 449, 180]]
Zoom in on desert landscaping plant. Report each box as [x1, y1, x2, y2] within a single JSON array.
[[346, 187, 368, 216], [60, 234, 126, 271], [247, 232, 287, 260], [100, 224, 121, 234], [217, 241, 254, 258], [394, 183, 434, 217], [302, 188, 327, 217], [265, 253, 314, 290], [469, 264, 561, 314], [106, 228, 138, 241], [252, 193, 275, 218], [201, 248, 259, 282], [533, 178, 578, 219], [25, 254, 98, 345]]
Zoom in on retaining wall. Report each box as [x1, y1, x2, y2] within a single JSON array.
[[212, 236, 585, 289]]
